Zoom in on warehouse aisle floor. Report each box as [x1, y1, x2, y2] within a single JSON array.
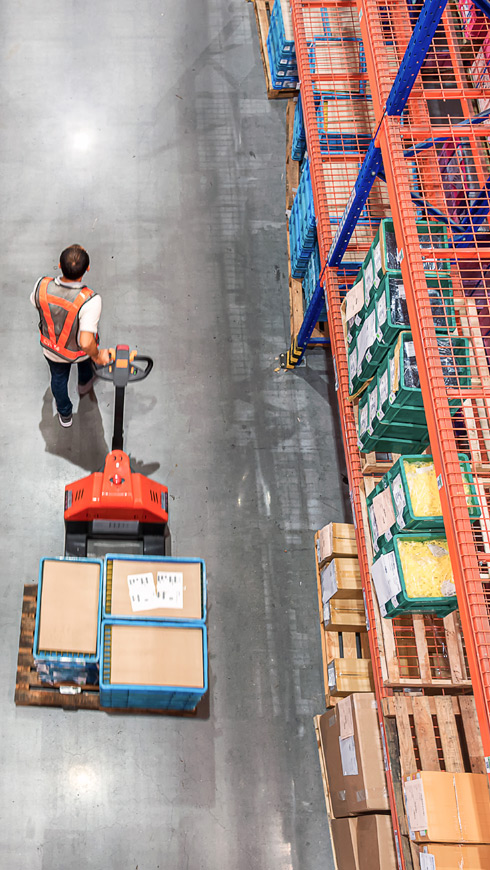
[[0, 2, 347, 867]]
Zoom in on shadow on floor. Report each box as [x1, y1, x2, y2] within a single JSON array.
[[39, 387, 161, 476]]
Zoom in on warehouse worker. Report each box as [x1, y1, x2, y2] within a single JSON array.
[[31, 244, 110, 428]]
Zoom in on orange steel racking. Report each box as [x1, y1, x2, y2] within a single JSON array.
[[290, 0, 490, 864]]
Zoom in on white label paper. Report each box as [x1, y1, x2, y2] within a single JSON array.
[[373, 241, 382, 275], [349, 347, 357, 389], [392, 473, 406, 527], [345, 280, 364, 321], [323, 600, 331, 627], [359, 402, 368, 436], [365, 309, 376, 349], [156, 571, 184, 608], [369, 387, 378, 428], [338, 697, 355, 738], [339, 735, 359, 776], [127, 572, 158, 612], [379, 370, 389, 409], [369, 503, 380, 553], [405, 340, 415, 359], [397, 281, 406, 299], [419, 855, 436, 870], [377, 292, 387, 328], [371, 552, 401, 608], [321, 561, 337, 604], [404, 778, 428, 833], [372, 488, 396, 536], [364, 260, 374, 304]]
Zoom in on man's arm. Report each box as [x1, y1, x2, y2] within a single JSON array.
[[79, 332, 110, 366]]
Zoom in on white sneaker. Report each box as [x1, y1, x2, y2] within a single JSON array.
[[78, 375, 97, 396], [58, 412, 73, 428]]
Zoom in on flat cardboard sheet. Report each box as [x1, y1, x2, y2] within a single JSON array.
[[110, 559, 202, 619], [110, 624, 204, 688], [38, 559, 101, 654]]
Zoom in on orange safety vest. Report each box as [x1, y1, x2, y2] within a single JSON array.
[[35, 277, 97, 361]]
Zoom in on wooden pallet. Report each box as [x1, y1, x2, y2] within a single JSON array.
[[359, 477, 472, 690], [251, 0, 298, 100], [313, 716, 339, 870], [382, 693, 485, 870], [15, 584, 209, 718], [285, 98, 300, 212], [360, 451, 400, 476], [314, 541, 373, 706]]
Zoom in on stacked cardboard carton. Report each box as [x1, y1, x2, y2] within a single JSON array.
[[317, 694, 396, 869]]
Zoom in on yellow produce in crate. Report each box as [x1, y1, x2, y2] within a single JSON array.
[[397, 538, 455, 599], [404, 460, 442, 517]]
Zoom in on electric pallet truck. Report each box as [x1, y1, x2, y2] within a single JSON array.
[[64, 345, 170, 558]]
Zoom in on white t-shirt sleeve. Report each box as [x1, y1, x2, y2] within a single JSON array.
[[30, 278, 42, 306], [78, 295, 102, 334]]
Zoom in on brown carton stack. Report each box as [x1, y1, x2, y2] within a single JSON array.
[[316, 522, 357, 569], [404, 771, 490, 845], [319, 692, 390, 817]]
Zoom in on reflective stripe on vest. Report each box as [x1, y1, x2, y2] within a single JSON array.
[[37, 277, 95, 361]]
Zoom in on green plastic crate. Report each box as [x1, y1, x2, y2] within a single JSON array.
[[389, 453, 481, 532], [356, 298, 378, 382], [389, 456, 446, 533], [372, 218, 450, 282], [371, 534, 458, 618], [376, 344, 426, 427], [417, 220, 451, 276], [387, 333, 470, 414], [371, 219, 400, 280], [374, 273, 456, 348]]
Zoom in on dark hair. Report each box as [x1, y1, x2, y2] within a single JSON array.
[[60, 244, 90, 280]]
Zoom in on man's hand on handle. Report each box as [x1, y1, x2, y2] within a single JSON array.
[[79, 331, 110, 367]]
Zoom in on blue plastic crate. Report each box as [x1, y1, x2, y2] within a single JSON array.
[[103, 553, 207, 623], [33, 556, 103, 684], [100, 619, 208, 711], [303, 243, 327, 320], [292, 93, 307, 161], [266, 0, 299, 88], [289, 160, 317, 277]]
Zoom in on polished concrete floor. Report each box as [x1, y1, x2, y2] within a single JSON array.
[[0, 2, 348, 867]]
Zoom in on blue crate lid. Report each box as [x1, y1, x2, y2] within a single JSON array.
[[100, 619, 208, 698], [103, 553, 207, 623], [33, 556, 103, 664]]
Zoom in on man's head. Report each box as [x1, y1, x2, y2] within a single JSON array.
[[60, 244, 90, 281]]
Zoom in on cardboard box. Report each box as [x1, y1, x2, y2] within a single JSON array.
[[316, 523, 357, 567], [404, 772, 490, 844], [321, 558, 363, 604], [327, 658, 374, 696], [110, 624, 205, 688], [319, 693, 390, 818], [109, 557, 203, 620], [323, 597, 367, 631], [415, 843, 490, 868], [331, 818, 360, 870], [357, 814, 396, 870], [38, 558, 101, 654]]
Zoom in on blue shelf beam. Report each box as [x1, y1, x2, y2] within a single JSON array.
[[328, 0, 449, 268]]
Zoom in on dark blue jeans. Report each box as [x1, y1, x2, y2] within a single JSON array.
[[47, 357, 94, 417]]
